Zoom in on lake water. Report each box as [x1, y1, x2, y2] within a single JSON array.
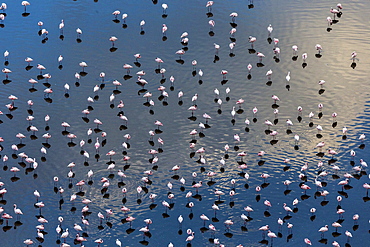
[[0, 0, 370, 246]]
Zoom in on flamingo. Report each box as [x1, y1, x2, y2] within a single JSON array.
[[123, 64, 133, 74], [79, 61, 87, 72], [332, 222, 342, 232], [2, 68, 11, 79], [185, 230, 195, 243], [122, 13, 128, 23], [224, 219, 234, 231], [140, 20, 145, 31], [302, 53, 308, 63], [59, 19, 64, 34], [351, 51, 359, 62], [230, 12, 238, 23], [208, 20, 215, 31], [292, 45, 298, 56], [25, 57, 33, 66], [76, 28, 82, 39], [112, 10, 120, 19], [206, 1, 213, 12], [13, 204, 23, 220], [304, 238, 312, 246], [266, 69, 272, 80], [267, 230, 277, 243], [330, 7, 340, 19], [162, 24, 168, 36], [248, 36, 256, 48], [271, 95, 280, 104], [158, 2, 168, 12], [257, 52, 265, 62], [315, 44, 323, 54], [221, 70, 228, 80], [247, 63, 252, 74], [21, 1, 30, 13], [252, 107, 258, 116], [327, 16, 333, 26], [23, 239, 34, 246], [259, 225, 269, 238], [110, 36, 118, 47], [214, 43, 220, 54], [176, 49, 185, 59], [267, 24, 273, 36], [60, 228, 69, 242]]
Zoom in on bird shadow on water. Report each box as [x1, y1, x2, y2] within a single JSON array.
[[13, 221, 23, 229], [259, 239, 268, 245], [331, 231, 341, 238], [44, 98, 52, 104], [25, 65, 33, 70], [176, 59, 184, 65], [10, 176, 20, 182], [2, 79, 11, 85], [213, 55, 219, 63], [2, 225, 12, 232], [363, 196, 370, 202], [230, 22, 237, 28], [270, 140, 278, 145]]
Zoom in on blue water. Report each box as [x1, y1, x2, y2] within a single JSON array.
[[0, 0, 369, 246]]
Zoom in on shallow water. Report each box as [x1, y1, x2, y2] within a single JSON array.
[[0, 0, 370, 246]]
